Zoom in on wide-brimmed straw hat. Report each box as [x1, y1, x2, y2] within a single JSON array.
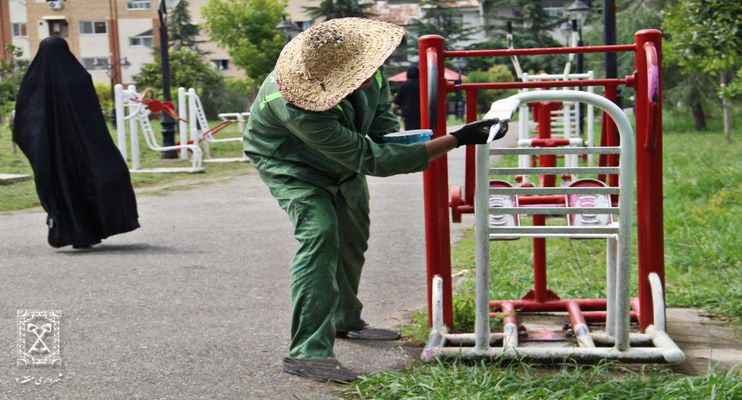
[[274, 18, 406, 112]]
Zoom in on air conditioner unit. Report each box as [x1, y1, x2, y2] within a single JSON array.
[[47, 1, 64, 10]]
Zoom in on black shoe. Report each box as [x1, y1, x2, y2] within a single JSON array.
[[336, 326, 401, 341], [282, 357, 359, 384]]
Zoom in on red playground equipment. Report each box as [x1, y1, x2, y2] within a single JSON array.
[[419, 29, 682, 362]]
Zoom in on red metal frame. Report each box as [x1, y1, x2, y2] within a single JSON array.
[[419, 30, 664, 332]]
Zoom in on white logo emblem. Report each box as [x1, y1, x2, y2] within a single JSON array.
[[17, 310, 61, 366]]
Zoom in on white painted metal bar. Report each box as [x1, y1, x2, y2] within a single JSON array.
[[587, 71, 596, 165], [177, 87, 188, 160], [127, 85, 141, 171], [490, 167, 620, 175], [526, 72, 592, 80], [475, 142, 491, 352], [432, 276, 444, 333], [114, 84, 127, 160], [490, 207, 618, 215], [442, 333, 504, 345], [489, 226, 619, 235], [490, 233, 616, 239], [646, 325, 685, 363], [591, 332, 652, 346], [490, 146, 621, 155], [606, 237, 618, 337], [490, 187, 620, 195], [433, 344, 681, 363], [648, 273, 666, 332]]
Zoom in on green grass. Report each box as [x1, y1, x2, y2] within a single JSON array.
[[0, 120, 251, 212], [343, 361, 742, 399], [357, 111, 742, 398]]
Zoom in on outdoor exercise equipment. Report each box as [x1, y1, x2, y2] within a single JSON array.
[[419, 30, 679, 363], [114, 84, 204, 173], [176, 88, 249, 163]]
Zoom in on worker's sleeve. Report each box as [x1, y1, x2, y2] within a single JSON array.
[[368, 69, 402, 143], [285, 105, 429, 177]]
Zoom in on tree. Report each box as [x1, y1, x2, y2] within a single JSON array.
[[412, 0, 480, 51], [464, 64, 516, 113], [469, 0, 564, 76], [168, 0, 203, 52], [202, 0, 285, 95], [664, 0, 742, 142], [0, 46, 28, 123], [135, 48, 238, 118], [304, 0, 374, 21]]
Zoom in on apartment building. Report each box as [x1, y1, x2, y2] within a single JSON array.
[[1, 0, 159, 84]]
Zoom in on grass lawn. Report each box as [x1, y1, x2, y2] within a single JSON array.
[[0, 119, 251, 212], [345, 112, 741, 398]]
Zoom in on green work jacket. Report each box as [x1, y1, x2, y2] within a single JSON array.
[[244, 67, 430, 192]]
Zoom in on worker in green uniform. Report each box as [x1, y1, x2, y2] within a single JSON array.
[[244, 18, 507, 383]]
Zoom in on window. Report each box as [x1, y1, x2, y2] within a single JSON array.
[[79, 20, 107, 35], [129, 36, 154, 47], [296, 21, 312, 30], [212, 59, 229, 71], [127, 0, 151, 10], [49, 20, 69, 38], [11, 23, 27, 37], [81, 57, 109, 71]]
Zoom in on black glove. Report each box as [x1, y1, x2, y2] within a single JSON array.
[[449, 118, 509, 147]]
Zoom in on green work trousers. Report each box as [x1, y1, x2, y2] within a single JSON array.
[[258, 169, 370, 359]]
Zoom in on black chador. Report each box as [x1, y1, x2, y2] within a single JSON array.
[[14, 37, 139, 248]]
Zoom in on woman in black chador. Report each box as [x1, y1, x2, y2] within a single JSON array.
[[14, 37, 139, 248]]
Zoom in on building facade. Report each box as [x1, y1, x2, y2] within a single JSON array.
[[1, 0, 246, 84]]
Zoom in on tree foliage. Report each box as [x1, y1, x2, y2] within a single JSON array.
[[412, 0, 480, 50], [0, 46, 28, 122], [464, 64, 516, 112], [168, 0, 203, 52], [304, 0, 374, 21], [135, 48, 238, 118], [202, 0, 285, 84], [663, 0, 742, 94], [664, 0, 742, 139]]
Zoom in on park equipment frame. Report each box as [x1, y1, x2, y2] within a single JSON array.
[[419, 30, 670, 361], [114, 84, 204, 173], [176, 88, 249, 163]]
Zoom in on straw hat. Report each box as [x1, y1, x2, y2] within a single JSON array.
[[274, 18, 406, 112]]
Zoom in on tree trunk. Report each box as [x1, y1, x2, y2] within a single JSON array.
[[720, 71, 732, 143], [690, 101, 707, 131]]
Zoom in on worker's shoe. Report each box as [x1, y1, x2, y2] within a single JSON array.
[[337, 325, 401, 341], [282, 357, 359, 384]]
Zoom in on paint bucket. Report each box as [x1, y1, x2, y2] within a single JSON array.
[[383, 129, 433, 144]]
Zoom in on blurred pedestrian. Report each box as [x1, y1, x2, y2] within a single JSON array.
[[392, 67, 421, 130]]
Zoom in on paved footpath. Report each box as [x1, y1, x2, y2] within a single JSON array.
[[0, 146, 470, 400]]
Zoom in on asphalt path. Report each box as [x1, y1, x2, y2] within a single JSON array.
[[0, 145, 473, 399]]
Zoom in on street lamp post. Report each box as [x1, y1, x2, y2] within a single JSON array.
[[94, 57, 131, 124], [567, 0, 589, 74], [275, 16, 301, 44], [452, 58, 466, 120], [158, 0, 181, 159]]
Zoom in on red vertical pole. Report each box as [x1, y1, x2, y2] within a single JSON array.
[[634, 29, 664, 331], [464, 89, 478, 205], [419, 35, 454, 328], [532, 102, 559, 303]]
